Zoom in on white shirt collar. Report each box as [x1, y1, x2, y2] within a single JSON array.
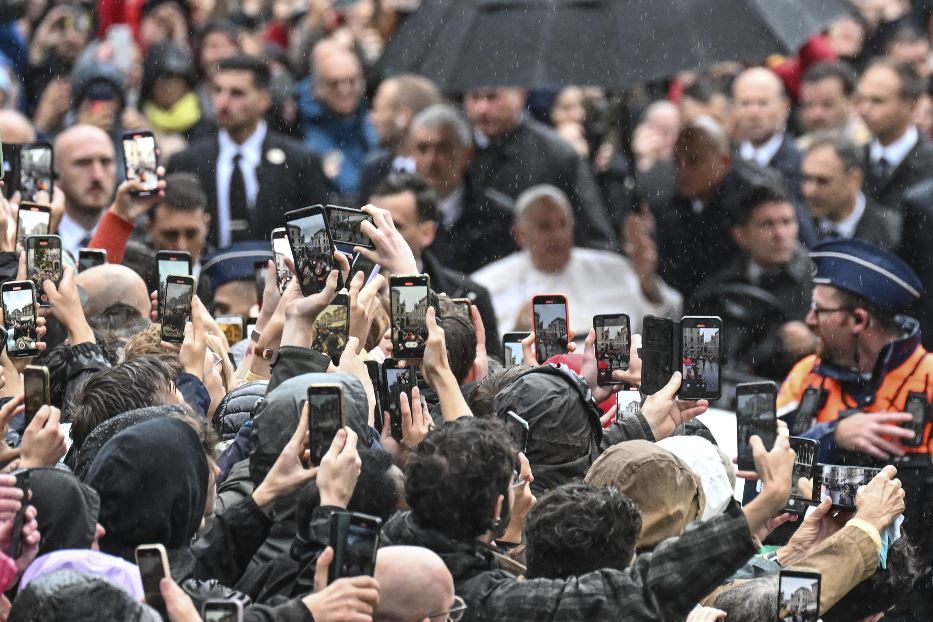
[[869, 125, 918, 170], [57, 212, 98, 259], [819, 192, 866, 239], [739, 132, 785, 167], [218, 121, 267, 165]]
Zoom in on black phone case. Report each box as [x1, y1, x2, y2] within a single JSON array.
[[640, 316, 679, 395], [903, 392, 928, 448]]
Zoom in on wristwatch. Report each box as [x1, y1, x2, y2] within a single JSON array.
[[253, 344, 275, 360]]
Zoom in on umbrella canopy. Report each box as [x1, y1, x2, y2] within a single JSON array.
[[380, 0, 852, 91]]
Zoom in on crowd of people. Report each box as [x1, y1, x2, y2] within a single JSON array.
[[0, 0, 931, 620]]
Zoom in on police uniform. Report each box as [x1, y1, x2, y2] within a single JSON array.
[[778, 240, 933, 597]]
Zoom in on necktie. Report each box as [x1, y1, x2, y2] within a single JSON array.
[[875, 156, 890, 179], [229, 153, 249, 241]]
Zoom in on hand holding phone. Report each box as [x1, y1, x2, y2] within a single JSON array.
[[735, 381, 777, 471], [777, 570, 821, 622], [135, 544, 170, 607], [328, 511, 382, 584], [2, 281, 39, 358], [122, 131, 159, 197], [26, 235, 62, 307], [532, 294, 569, 364], [502, 332, 530, 367], [594, 313, 630, 386], [23, 365, 50, 429], [390, 275, 430, 359], [679, 316, 722, 401], [7, 471, 29, 559], [284, 205, 343, 296], [308, 384, 346, 465], [160, 275, 194, 344]]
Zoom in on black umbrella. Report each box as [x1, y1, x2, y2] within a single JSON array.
[[380, 0, 852, 91]]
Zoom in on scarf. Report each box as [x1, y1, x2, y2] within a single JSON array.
[[143, 91, 201, 133]]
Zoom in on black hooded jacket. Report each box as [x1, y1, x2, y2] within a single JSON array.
[[23, 468, 100, 558]]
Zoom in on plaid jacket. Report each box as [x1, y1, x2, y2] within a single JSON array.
[[382, 499, 757, 622]]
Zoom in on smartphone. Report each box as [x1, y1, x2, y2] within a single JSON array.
[[15, 202, 51, 254], [156, 250, 192, 318], [284, 205, 342, 297], [903, 393, 927, 448], [160, 275, 195, 344], [502, 331, 530, 367], [785, 437, 820, 512], [202, 599, 244, 622], [122, 131, 159, 197], [78, 248, 107, 272], [640, 315, 674, 395], [308, 384, 345, 466], [325, 205, 374, 248], [254, 260, 269, 303], [26, 234, 62, 307], [350, 251, 380, 285], [23, 365, 49, 429], [390, 275, 430, 359], [246, 317, 257, 341], [328, 511, 382, 584], [450, 298, 471, 320], [7, 471, 29, 559], [17, 142, 53, 203], [383, 362, 413, 441], [735, 381, 777, 471], [594, 313, 630, 386], [532, 294, 569, 364], [679, 315, 722, 401], [364, 360, 384, 432], [313, 293, 350, 364], [215, 314, 245, 346], [503, 410, 529, 453], [135, 543, 170, 607], [816, 464, 880, 511], [271, 227, 293, 293], [2, 281, 38, 358], [777, 569, 821, 622]]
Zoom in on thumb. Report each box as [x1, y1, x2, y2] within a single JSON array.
[[182, 321, 193, 344], [600, 405, 616, 428], [159, 577, 200, 622], [657, 371, 682, 399], [315, 546, 335, 591]]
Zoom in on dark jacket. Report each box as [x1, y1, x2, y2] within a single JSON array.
[[213, 381, 268, 441], [469, 117, 618, 252], [862, 135, 933, 211], [764, 134, 804, 202], [428, 177, 517, 275], [687, 245, 813, 379], [10, 570, 161, 621], [900, 180, 933, 349], [382, 502, 758, 622], [650, 159, 784, 298], [422, 250, 502, 358], [356, 147, 395, 205], [25, 468, 100, 557], [851, 198, 903, 251], [166, 131, 332, 244]]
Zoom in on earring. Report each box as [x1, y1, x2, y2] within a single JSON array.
[[493, 517, 501, 528]]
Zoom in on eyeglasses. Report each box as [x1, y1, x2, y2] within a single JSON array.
[[809, 301, 851, 317], [428, 596, 468, 622]]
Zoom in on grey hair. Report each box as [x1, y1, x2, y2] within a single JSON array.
[[514, 184, 573, 221], [410, 104, 472, 147], [712, 577, 779, 622]]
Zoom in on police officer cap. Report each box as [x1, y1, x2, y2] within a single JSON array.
[[200, 241, 273, 289], [810, 239, 922, 313]]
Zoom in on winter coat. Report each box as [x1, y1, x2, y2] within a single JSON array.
[[9, 570, 160, 621], [21, 468, 100, 557]]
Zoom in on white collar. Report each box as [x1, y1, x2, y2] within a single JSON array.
[[218, 121, 268, 163], [820, 192, 866, 239], [739, 132, 785, 167], [869, 125, 918, 170]]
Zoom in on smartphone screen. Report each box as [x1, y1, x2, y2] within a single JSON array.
[[390, 275, 430, 359], [26, 235, 62, 306], [383, 364, 412, 441], [23, 365, 49, 429], [818, 464, 879, 511], [15, 203, 50, 254], [313, 294, 350, 364], [502, 331, 529, 367], [903, 393, 927, 447], [161, 276, 194, 343], [7, 472, 29, 559], [329, 511, 382, 583], [285, 206, 341, 296], [17, 143, 53, 203], [3, 282, 38, 357], [504, 410, 529, 452], [326, 205, 374, 248], [78, 248, 107, 272], [135, 546, 168, 607], [679, 316, 722, 400], [735, 381, 777, 471], [308, 385, 344, 465], [215, 315, 244, 346], [785, 437, 820, 512], [203, 601, 243, 622], [778, 570, 821, 622], [594, 313, 630, 385], [122, 132, 159, 196], [532, 294, 568, 364], [271, 228, 292, 293], [157, 251, 191, 317]]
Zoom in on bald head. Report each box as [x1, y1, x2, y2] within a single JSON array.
[[54, 124, 117, 217], [0, 110, 36, 144], [374, 546, 454, 622], [732, 67, 789, 145], [76, 264, 151, 318]]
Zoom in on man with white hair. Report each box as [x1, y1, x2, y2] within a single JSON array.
[[471, 184, 681, 340]]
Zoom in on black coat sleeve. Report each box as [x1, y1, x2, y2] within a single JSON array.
[[190, 496, 275, 586], [268, 346, 332, 393]]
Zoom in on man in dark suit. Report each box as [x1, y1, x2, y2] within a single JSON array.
[[463, 88, 617, 252], [898, 179, 933, 349], [368, 173, 502, 357], [167, 55, 331, 246], [408, 104, 516, 274], [857, 58, 933, 211], [802, 133, 902, 251]]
